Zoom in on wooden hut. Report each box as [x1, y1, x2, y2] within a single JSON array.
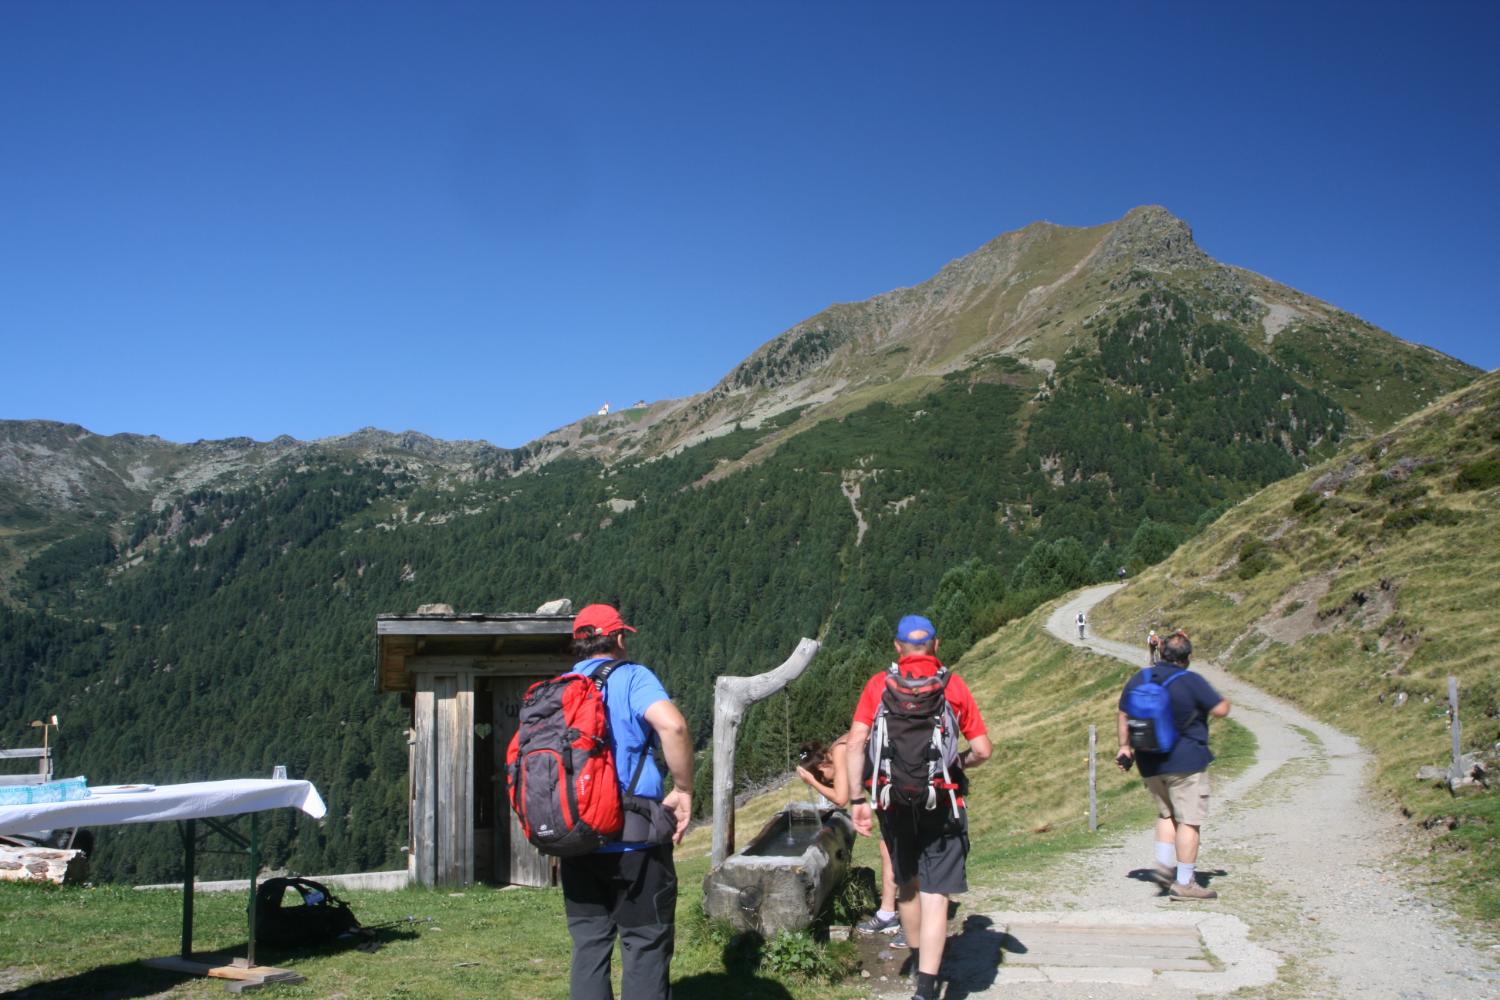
[[376, 609, 575, 887]]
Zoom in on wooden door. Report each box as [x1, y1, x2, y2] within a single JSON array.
[[491, 675, 550, 886]]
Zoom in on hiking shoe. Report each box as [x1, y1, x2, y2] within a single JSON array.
[[856, 911, 900, 934], [1168, 880, 1218, 901], [892, 927, 909, 949], [1150, 862, 1175, 886]]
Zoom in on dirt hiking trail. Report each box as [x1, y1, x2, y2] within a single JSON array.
[[871, 583, 1500, 999]]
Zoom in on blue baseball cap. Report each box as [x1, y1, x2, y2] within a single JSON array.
[[896, 614, 936, 643]]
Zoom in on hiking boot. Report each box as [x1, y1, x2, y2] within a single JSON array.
[[1168, 880, 1218, 901], [1150, 862, 1175, 886], [856, 911, 900, 934]]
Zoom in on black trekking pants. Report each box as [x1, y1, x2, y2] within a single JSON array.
[[560, 845, 677, 1000]]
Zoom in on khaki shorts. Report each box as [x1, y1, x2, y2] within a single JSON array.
[[1144, 770, 1211, 826]]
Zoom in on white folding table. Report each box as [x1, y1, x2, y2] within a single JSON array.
[[0, 778, 327, 985]]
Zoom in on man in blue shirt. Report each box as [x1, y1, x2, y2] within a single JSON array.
[[1115, 631, 1230, 901], [562, 603, 694, 1000]]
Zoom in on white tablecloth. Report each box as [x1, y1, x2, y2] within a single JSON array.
[[0, 779, 326, 836]]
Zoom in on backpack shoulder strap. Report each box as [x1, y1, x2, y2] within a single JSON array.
[[589, 658, 626, 690], [589, 659, 659, 796], [1161, 669, 1188, 688]]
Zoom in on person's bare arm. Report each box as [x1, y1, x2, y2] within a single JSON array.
[[1116, 709, 1134, 765], [1209, 698, 1231, 718], [829, 741, 851, 808], [960, 734, 992, 769], [844, 722, 872, 835], [644, 699, 694, 843]]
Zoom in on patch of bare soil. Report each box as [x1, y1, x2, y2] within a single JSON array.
[[1255, 573, 1332, 645]]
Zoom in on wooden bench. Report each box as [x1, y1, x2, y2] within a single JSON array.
[[0, 746, 54, 786]]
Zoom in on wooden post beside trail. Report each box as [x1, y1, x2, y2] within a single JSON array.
[[710, 638, 820, 869], [1088, 725, 1098, 833], [1449, 676, 1462, 787]]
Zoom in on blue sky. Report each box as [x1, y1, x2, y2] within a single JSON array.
[[4, 2, 1497, 447]]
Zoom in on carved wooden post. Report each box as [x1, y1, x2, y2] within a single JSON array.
[[710, 638, 820, 869], [1449, 676, 1462, 788]]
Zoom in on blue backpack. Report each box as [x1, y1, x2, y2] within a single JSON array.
[[1123, 669, 1189, 753]]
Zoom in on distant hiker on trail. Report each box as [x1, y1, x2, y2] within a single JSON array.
[[845, 615, 992, 1000], [560, 603, 694, 1000], [1147, 628, 1160, 665], [1076, 611, 1087, 639], [1116, 630, 1230, 901], [797, 734, 901, 940]]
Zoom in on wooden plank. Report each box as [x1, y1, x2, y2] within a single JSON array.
[[377, 619, 572, 638], [455, 677, 474, 886], [141, 956, 305, 983], [0, 748, 50, 759], [412, 684, 437, 886], [412, 654, 572, 675], [432, 674, 475, 886]]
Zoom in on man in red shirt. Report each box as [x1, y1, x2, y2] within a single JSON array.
[[844, 615, 992, 1000]]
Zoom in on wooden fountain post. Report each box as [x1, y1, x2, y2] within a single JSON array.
[[710, 637, 820, 869]]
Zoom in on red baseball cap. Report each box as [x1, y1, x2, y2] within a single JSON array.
[[572, 603, 637, 638]]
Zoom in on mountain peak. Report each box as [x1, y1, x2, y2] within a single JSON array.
[[1095, 204, 1212, 272]]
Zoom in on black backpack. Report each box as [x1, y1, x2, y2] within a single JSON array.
[[254, 876, 360, 947], [866, 665, 965, 817]]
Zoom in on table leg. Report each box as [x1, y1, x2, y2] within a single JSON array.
[[180, 818, 196, 959], [246, 812, 259, 967]]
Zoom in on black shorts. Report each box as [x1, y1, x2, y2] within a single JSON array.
[[878, 805, 969, 895]]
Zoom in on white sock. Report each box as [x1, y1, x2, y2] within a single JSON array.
[[1176, 862, 1196, 886], [876, 908, 896, 921], [1155, 842, 1177, 867]]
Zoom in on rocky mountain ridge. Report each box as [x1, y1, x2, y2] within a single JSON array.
[[530, 206, 1475, 466]]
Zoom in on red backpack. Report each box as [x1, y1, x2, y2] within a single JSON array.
[[505, 660, 648, 857]]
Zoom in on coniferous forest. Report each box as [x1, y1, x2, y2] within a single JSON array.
[[0, 281, 1470, 883]]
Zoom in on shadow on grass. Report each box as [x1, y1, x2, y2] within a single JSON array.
[[255, 919, 422, 960], [1, 926, 421, 999], [675, 972, 795, 1000], [2, 960, 195, 999]]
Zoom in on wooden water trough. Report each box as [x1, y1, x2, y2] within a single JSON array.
[[702, 638, 856, 934], [702, 805, 855, 936]]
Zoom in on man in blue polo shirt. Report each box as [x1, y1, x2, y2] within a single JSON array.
[[562, 603, 694, 1000], [1115, 630, 1230, 901]]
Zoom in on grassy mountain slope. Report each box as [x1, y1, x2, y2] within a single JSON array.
[[535, 207, 1476, 467], [1091, 369, 1500, 920]]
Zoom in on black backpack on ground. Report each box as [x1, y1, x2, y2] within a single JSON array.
[[254, 876, 360, 947], [866, 665, 965, 817]]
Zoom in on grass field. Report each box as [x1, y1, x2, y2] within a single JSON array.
[[0, 603, 1254, 998]]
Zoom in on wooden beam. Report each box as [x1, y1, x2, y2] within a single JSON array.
[[376, 619, 572, 638], [710, 638, 820, 868]]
